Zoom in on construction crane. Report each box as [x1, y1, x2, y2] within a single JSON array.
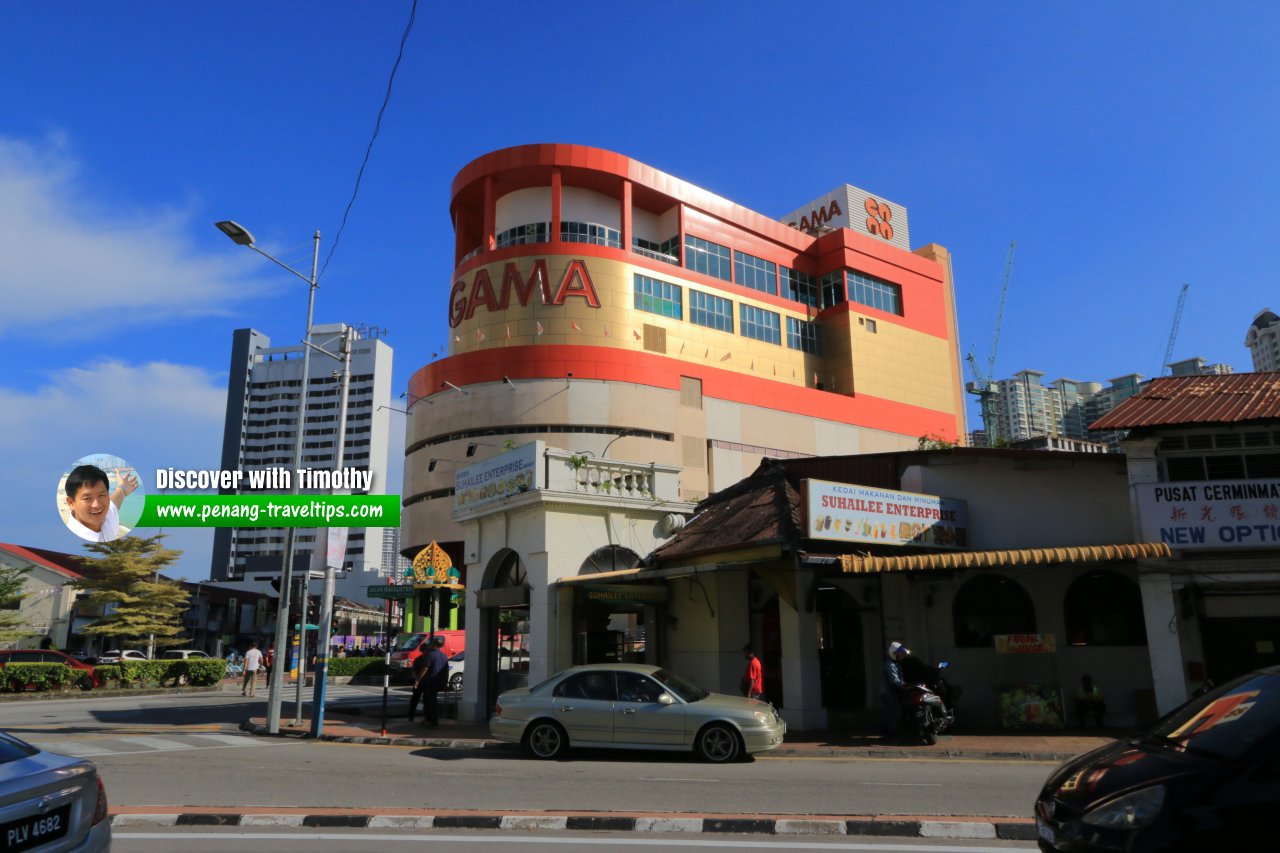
[[1159, 283, 1190, 375], [965, 241, 1016, 445]]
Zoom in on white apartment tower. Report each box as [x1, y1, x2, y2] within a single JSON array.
[[1245, 309, 1280, 372], [211, 325, 393, 597]]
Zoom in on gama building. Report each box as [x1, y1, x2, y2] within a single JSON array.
[[404, 143, 966, 557], [399, 144, 968, 720]]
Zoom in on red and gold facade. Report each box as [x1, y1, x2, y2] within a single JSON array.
[[404, 144, 966, 557]]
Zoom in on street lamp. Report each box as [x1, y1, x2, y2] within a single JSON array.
[[216, 220, 320, 735]]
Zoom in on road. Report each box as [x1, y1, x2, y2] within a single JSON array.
[[2, 690, 1054, 820], [115, 828, 1037, 852]]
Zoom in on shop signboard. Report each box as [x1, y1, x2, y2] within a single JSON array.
[[581, 584, 668, 605], [802, 479, 968, 549], [1134, 478, 1280, 550], [454, 443, 538, 511], [994, 633, 1057, 654]]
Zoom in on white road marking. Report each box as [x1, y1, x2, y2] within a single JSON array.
[[114, 831, 1036, 851], [29, 741, 112, 756], [191, 734, 260, 747], [639, 777, 719, 783], [115, 736, 193, 751], [860, 782, 944, 787]]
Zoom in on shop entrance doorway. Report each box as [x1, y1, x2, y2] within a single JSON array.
[[816, 585, 866, 721], [475, 549, 530, 712], [572, 546, 651, 665]]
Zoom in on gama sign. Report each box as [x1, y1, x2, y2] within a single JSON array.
[[449, 258, 600, 328]]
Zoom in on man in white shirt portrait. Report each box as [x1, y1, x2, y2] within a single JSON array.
[[63, 464, 139, 543]]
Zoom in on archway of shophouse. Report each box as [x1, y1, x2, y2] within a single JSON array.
[[475, 549, 531, 713], [815, 583, 866, 727], [573, 546, 650, 665]]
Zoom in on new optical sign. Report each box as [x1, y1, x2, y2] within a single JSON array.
[[802, 479, 968, 549], [1135, 478, 1280, 549]]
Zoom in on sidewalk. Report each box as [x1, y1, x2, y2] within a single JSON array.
[[242, 706, 1116, 762]]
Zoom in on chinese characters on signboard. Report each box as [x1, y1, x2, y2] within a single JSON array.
[[1134, 479, 1280, 550]]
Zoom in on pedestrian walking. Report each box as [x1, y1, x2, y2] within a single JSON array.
[[409, 636, 449, 727], [740, 644, 764, 700], [242, 641, 263, 697]]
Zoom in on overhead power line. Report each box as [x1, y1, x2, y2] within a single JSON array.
[[319, 0, 419, 280]]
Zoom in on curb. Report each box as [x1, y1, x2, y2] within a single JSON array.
[[0, 686, 226, 703], [238, 720, 1081, 761], [111, 810, 1037, 840]]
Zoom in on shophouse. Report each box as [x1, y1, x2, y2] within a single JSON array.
[[1091, 372, 1280, 715]]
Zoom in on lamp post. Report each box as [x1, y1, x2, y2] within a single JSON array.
[[215, 220, 320, 735]]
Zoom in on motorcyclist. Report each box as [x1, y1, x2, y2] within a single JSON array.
[[881, 641, 910, 740]]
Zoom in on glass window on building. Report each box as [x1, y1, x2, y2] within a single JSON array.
[[786, 316, 822, 354], [689, 290, 733, 332], [847, 270, 903, 315], [561, 221, 621, 248], [819, 271, 845, 308], [633, 274, 682, 320], [739, 304, 781, 345], [783, 267, 819, 307], [733, 251, 777, 295], [495, 222, 550, 248], [633, 235, 681, 265], [685, 235, 732, 282]]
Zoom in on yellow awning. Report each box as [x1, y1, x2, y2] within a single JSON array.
[[840, 542, 1172, 574]]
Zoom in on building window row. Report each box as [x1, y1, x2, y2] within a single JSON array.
[[561, 221, 621, 248], [786, 316, 823, 355], [633, 274, 682, 319], [783, 267, 819, 308], [633, 235, 681, 265], [689, 290, 734, 333], [496, 222, 550, 248], [733, 250, 777, 296], [739, 304, 781, 345], [684, 235, 733, 282], [846, 270, 903, 315]]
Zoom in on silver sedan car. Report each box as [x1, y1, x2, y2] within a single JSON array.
[[490, 663, 786, 763], [0, 730, 110, 852]]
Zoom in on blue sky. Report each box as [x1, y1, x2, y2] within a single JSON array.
[[1, 2, 1275, 578]]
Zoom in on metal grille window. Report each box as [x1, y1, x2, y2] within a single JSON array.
[[495, 222, 549, 248], [819, 271, 845, 308], [733, 251, 777, 295], [739, 304, 781, 345], [786, 316, 822, 354], [783, 267, 819, 307], [847, 270, 902, 315], [684, 235, 732, 281], [633, 274, 682, 319], [561, 221, 621, 248], [689, 290, 733, 332]]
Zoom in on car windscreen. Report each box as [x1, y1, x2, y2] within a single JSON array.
[[1147, 672, 1280, 761], [0, 733, 37, 764], [449, 652, 464, 662], [393, 635, 423, 651], [652, 669, 710, 702]]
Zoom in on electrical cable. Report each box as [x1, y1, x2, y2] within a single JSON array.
[[319, 0, 418, 280]]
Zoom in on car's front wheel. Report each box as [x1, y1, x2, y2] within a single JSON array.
[[695, 723, 742, 763], [77, 674, 95, 691], [449, 672, 463, 691], [525, 720, 568, 759]]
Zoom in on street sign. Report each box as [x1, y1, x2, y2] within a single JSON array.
[[367, 584, 414, 600]]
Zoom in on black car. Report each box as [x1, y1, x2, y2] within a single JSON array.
[[1035, 666, 1280, 852]]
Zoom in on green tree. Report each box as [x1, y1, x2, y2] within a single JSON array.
[[0, 563, 36, 645], [917, 434, 958, 451], [72, 535, 190, 650]]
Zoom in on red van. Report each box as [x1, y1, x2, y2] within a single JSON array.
[[389, 630, 466, 671]]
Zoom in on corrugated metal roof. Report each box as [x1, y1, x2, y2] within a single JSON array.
[[840, 542, 1171, 574], [0, 542, 85, 579], [1090, 373, 1280, 430]]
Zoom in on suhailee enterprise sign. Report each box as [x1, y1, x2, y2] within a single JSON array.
[[454, 443, 538, 511], [1135, 478, 1280, 549], [803, 479, 968, 549]]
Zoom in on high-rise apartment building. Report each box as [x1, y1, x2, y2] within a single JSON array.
[[380, 527, 410, 579], [212, 324, 393, 599], [1245, 309, 1280, 372]]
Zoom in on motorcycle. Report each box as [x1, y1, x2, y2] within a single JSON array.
[[898, 659, 959, 745]]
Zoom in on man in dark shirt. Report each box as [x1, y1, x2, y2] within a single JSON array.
[[417, 636, 449, 728]]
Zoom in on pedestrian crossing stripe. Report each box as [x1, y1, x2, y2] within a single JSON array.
[[27, 733, 281, 758]]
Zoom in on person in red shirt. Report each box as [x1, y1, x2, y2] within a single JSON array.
[[740, 644, 764, 700]]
